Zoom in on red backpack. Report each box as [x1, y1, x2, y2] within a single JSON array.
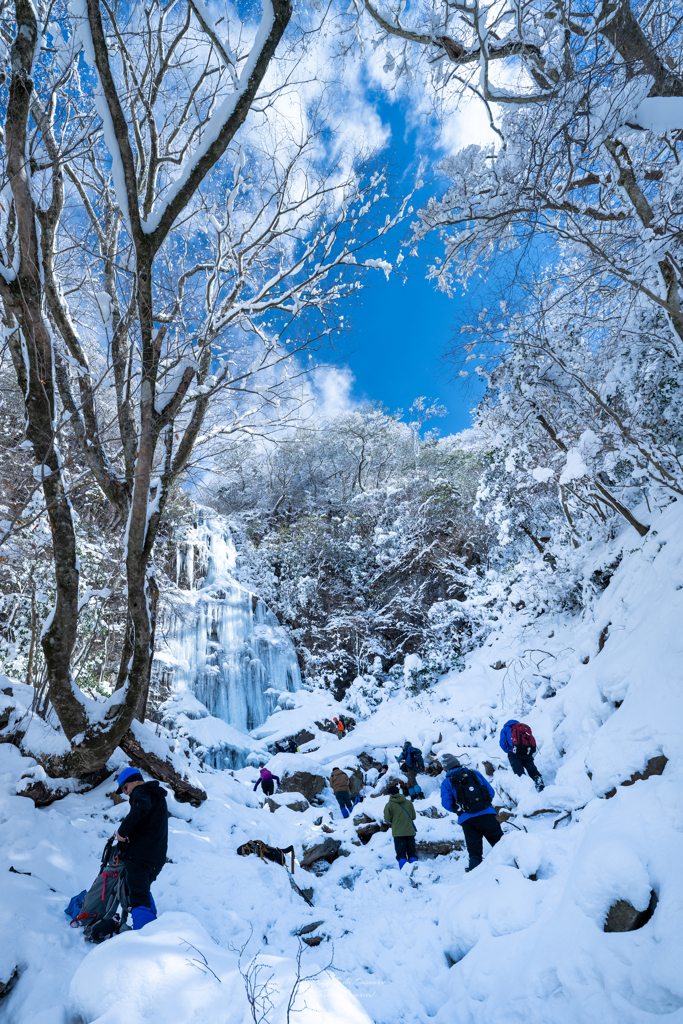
[[510, 722, 536, 754]]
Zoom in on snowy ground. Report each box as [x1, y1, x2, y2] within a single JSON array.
[[1, 502, 682, 1024]]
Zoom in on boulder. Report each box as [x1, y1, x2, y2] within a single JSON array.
[[604, 892, 658, 932], [280, 771, 326, 804], [301, 837, 347, 870], [295, 729, 315, 746], [265, 793, 310, 813], [356, 821, 389, 845]]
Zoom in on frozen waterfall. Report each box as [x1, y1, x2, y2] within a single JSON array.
[[152, 519, 301, 768]]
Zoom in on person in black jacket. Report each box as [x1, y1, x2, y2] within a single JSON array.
[[115, 767, 168, 930]]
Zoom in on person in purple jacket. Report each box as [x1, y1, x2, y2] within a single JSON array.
[[253, 767, 280, 797], [440, 754, 503, 872]]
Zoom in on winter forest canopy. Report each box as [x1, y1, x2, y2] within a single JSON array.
[[0, 0, 682, 1021]]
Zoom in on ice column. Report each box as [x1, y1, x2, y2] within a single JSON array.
[[157, 520, 300, 735]]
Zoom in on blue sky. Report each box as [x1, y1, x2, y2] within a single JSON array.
[[329, 96, 490, 436]]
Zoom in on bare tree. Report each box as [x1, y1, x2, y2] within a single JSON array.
[[0, 0, 408, 776]]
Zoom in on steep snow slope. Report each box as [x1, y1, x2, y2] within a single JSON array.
[[1, 502, 682, 1024]]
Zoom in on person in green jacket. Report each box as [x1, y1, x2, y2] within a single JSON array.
[[383, 785, 418, 869]]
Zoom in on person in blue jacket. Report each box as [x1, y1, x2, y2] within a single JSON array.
[[499, 720, 544, 791], [440, 754, 503, 872]]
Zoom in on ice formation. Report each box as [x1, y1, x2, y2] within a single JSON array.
[[153, 519, 300, 767]]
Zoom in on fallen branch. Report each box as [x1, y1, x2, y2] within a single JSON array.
[[120, 730, 206, 806]]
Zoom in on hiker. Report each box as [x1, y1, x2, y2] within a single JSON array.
[[440, 754, 503, 872], [114, 767, 168, 930], [398, 740, 425, 800], [286, 737, 299, 753], [253, 767, 280, 797], [383, 784, 418, 869], [334, 716, 346, 740], [329, 766, 353, 817], [499, 720, 544, 791]]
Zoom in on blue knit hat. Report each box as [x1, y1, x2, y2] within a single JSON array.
[[117, 766, 143, 792]]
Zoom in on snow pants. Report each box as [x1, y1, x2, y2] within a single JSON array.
[[261, 779, 275, 797], [461, 813, 503, 870], [508, 752, 543, 787], [393, 835, 417, 862], [335, 790, 353, 813], [125, 859, 163, 911], [403, 768, 423, 798]]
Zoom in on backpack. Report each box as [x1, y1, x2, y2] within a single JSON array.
[[510, 722, 536, 754], [67, 837, 129, 941], [403, 747, 424, 771], [237, 839, 296, 874], [447, 768, 492, 815]]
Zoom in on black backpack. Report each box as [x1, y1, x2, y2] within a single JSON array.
[[447, 768, 491, 815]]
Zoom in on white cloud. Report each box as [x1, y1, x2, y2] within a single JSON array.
[[312, 366, 356, 421]]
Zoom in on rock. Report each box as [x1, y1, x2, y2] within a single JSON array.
[[605, 755, 668, 798], [481, 760, 495, 777], [280, 771, 327, 804], [321, 824, 336, 834], [106, 790, 126, 806], [419, 805, 447, 819], [313, 816, 323, 826], [295, 729, 315, 746], [604, 892, 658, 932], [496, 810, 514, 822], [295, 920, 325, 936], [348, 767, 364, 799], [356, 821, 389, 845], [265, 793, 310, 813], [302, 935, 324, 946], [357, 752, 385, 772], [621, 755, 668, 787], [416, 839, 464, 857], [301, 837, 347, 869], [0, 702, 15, 730], [0, 967, 19, 997], [352, 812, 374, 826], [491, 661, 506, 670]]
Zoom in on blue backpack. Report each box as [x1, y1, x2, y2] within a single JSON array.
[[403, 746, 424, 771]]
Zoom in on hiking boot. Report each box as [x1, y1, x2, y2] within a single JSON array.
[[465, 858, 482, 873], [408, 857, 418, 864], [398, 858, 408, 870], [534, 778, 545, 792]]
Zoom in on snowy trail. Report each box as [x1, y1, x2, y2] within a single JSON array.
[[2, 502, 683, 1023]]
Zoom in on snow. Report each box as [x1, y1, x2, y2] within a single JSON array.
[[558, 448, 588, 484], [633, 97, 683, 131], [69, 912, 372, 1024], [2, 502, 683, 1024], [531, 466, 554, 482]]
